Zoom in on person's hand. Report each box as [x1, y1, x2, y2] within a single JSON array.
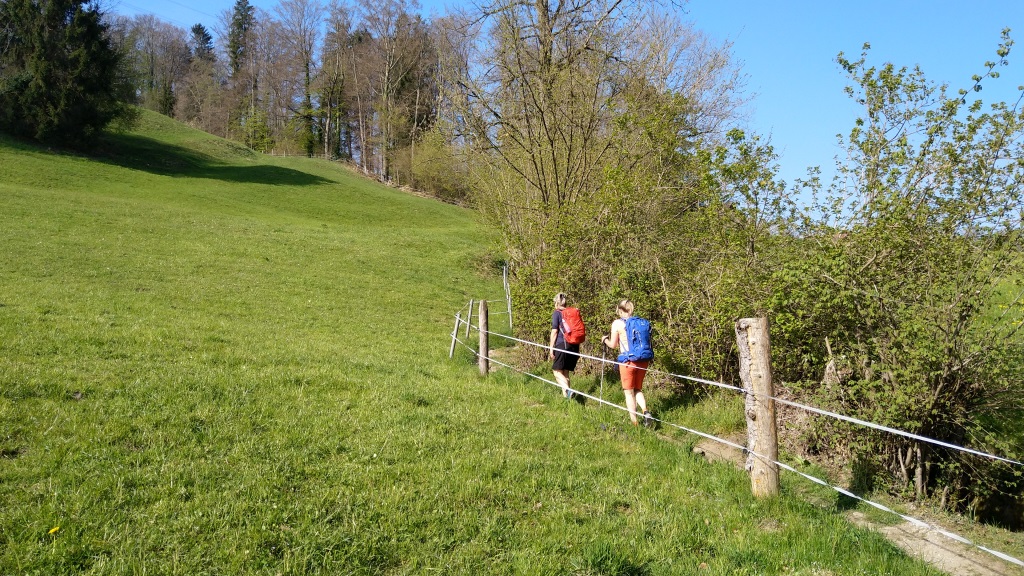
[[549, 351, 555, 360], [601, 335, 608, 348]]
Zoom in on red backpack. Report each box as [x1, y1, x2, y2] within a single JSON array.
[[559, 307, 587, 345]]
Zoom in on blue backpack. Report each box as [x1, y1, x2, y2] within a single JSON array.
[[619, 316, 654, 362]]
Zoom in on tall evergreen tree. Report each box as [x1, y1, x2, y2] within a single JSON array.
[[189, 23, 215, 63], [0, 0, 137, 146], [227, 0, 255, 74]]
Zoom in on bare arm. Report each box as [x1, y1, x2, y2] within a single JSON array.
[[549, 328, 558, 359], [602, 319, 625, 350]]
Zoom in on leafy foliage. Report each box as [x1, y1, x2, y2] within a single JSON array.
[[771, 32, 1024, 515], [445, 2, 757, 373]]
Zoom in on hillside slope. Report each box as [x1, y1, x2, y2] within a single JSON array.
[[0, 111, 944, 574]]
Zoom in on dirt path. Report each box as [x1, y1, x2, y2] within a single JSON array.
[[692, 438, 1023, 576], [846, 511, 1020, 576]]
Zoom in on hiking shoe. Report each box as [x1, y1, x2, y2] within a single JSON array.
[[643, 411, 653, 428]]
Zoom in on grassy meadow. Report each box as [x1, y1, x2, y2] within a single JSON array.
[[0, 111, 948, 574]]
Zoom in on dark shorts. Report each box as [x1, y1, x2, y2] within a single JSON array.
[[552, 344, 581, 371]]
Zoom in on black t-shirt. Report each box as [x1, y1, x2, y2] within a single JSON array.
[[552, 309, 566, 348]]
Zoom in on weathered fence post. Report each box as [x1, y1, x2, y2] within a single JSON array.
[[735, 317, 780, 498], [478, 300, 489, 376], [466, 299, 474, 338], [449, 312, 461, 359]]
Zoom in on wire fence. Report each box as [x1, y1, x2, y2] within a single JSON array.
[[449, 311, 1024, 569], [464, 318, 1023, 467]]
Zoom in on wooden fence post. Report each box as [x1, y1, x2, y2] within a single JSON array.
[[466, 299, 474, 338], [478, 300, 489, 376], [735, 317, 780, 498]]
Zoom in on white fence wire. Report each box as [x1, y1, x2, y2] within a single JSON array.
[[461, 317, 1023, 468], [449, 312, 1024, 569]]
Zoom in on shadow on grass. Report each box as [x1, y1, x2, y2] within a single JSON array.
[[650, 383, 702, 413], [837, 455, 878, 511], [93, 133, 333, 186]]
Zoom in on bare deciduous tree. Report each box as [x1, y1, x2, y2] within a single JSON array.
[[318, 2, 353, 158], [357, 0, 431, 181], [442, 0, 745, 281], [276, 0, 324, 155], [114, 15, 191, 116]]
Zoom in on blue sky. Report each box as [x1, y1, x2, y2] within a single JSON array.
[[684, 1, 1024, 189], [107, 0, 1024, 189]]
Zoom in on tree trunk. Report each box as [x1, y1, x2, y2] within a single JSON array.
[[323, 102, 332, 159], [914, 443, 929, 500], [411, 85, 419, 187]]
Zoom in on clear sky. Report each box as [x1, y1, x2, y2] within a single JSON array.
[[105, 0, 1024, 190], [683, 0, 1024, 189]]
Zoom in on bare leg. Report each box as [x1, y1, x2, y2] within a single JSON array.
[[635, 391, 648, 414], [553, 369, 571, 397], [624, 389, 638, 424]]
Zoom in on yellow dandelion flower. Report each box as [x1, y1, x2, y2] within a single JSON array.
[[48, 526, 60, 535]]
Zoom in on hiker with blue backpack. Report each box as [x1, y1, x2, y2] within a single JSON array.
[[550, 292, 585, 399], [601, 299, 654, 427]]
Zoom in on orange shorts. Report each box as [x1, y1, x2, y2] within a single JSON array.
[[619, 360, 650, 391]]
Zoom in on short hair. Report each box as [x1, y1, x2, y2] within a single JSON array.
[[554, 292, 567, 307], [617, 299, 634, 315]]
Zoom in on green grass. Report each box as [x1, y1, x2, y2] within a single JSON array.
[[0, 110, 948, 574]]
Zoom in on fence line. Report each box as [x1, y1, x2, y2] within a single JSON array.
[[449, 332, 1024, 570], [467, 302, 512, 315], [457, 315, 1023, 468], [479, 302, 511, 315]]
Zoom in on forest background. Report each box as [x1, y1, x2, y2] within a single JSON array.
[[4, 0, 1024, 530]]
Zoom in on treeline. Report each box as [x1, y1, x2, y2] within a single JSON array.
[[108, 0, 453, 195]]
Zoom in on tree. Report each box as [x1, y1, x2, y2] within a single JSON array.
[[227, 0, 255, 75], [441, 0, 746, 343], [240, 13, 283, 152], [346, 27, 381, 172], [189, 23, 215, 63], [220, 2, 276, 151], [357, 0, 433, 181], [0, 0, 137, 146], [114, 15, 191, 116], [176, 24, 228, 135], [317, 3, 353, 159], [276, 0, 324, 156], [771, 33, 1024, 512]]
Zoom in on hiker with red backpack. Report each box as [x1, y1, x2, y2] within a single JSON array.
[[601, 299, 654, 427], [549, 292, 586, 399]]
